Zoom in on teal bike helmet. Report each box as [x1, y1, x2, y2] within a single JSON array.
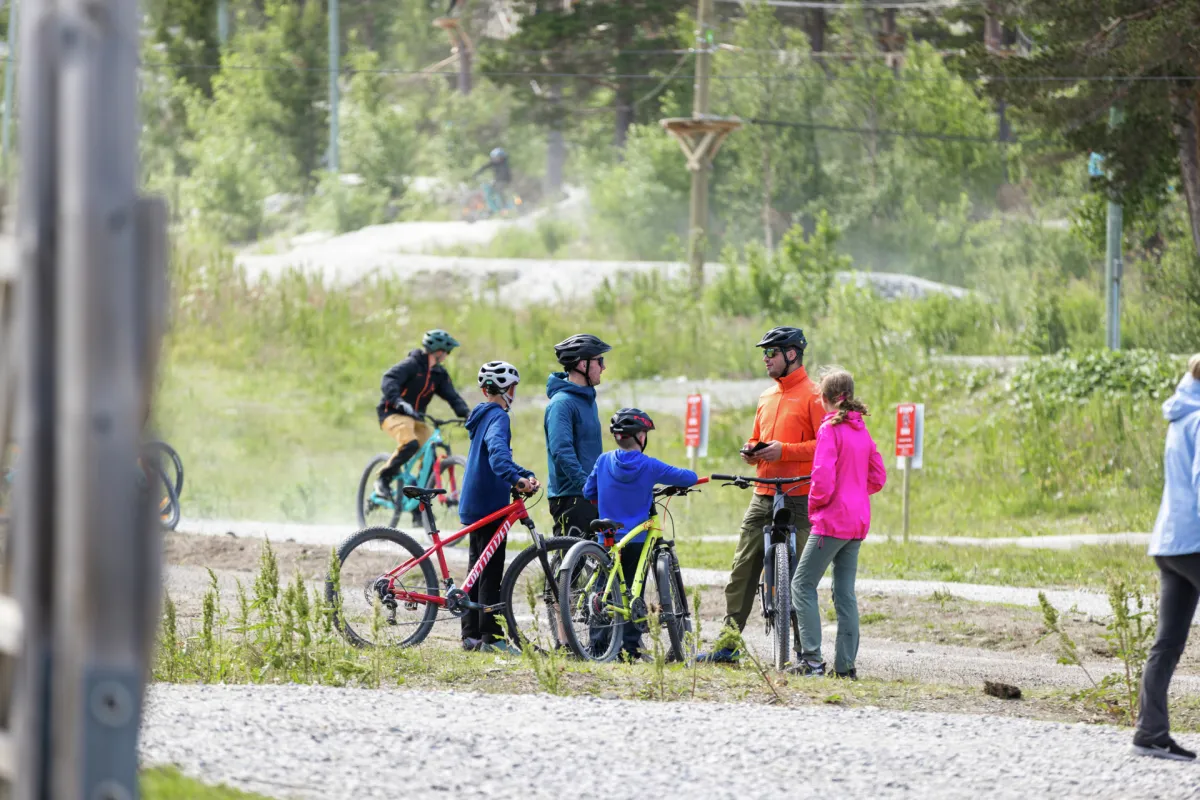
[[423, 329, 461, 353]]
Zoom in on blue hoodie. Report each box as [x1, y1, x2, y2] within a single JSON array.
[[458, 402, 534, 525], [1149, 373, 1200, 557], [544, 373, 603, 498], [583, 449, 698, 543]]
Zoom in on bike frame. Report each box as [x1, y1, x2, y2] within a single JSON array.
[[370, 425, 458, 513], [596, 517, 661, 624], [383, 496, 531, 610]]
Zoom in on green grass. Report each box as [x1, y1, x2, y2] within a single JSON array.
[[674, 538, 1157, 590], [143, 767, 271, 799]]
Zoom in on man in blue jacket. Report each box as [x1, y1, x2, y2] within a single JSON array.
[[545, 333, 611, 537], [458, 360, 539, 654], [584, 408, 697, 659]]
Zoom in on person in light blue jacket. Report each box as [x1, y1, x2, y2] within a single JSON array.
[[1133, 355, 1200, 762]]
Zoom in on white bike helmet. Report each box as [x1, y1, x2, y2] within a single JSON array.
[[478, 360, 520, 393]]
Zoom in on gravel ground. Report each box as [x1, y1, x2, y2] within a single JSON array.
[[141, 684, 1200, 800]]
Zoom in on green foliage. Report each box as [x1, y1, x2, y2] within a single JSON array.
[[1039, 578, 1157, 726], [977, 0, 1198, 244], [340, 49, 419, 203], [1008, 349, 1183, 410], [142, 766, 272, 799], [708, 213, 850, 318], [586, 125, 689, 259], [306, 172, 391, 234]]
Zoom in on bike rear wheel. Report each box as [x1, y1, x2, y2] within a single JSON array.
[[357, 454, 402, 529], [499, 535, 580, 651], [427, 454, 466, 546], [327, 526, 438, 648], [654, 548, 689, 663], [146, 461, 180, 531], [143, 440, 184, 500], [557, 540, 623, 663], [772, 544, 792, 670]]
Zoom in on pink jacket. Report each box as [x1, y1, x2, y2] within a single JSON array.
[[807, 411, 887, 540]]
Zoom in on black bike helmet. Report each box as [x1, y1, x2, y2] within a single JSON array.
[[756, 326, 807, 350], [610, 408, 655, 437], [554, 333, 612, 367]]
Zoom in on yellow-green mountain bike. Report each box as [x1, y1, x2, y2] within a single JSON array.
[[556, 478, 708, 663]]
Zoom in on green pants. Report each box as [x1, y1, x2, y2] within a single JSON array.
[[723, 492, 811, 632], [792, 535, 862, 674]]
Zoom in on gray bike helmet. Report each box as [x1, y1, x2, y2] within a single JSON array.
[[490, 147, 507, 160], [554, 333, 612, 367], [423, 329, 461, 353]]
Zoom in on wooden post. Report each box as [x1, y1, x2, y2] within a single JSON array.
[[686, 0, 713, 295]]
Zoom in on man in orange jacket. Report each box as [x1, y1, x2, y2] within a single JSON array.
[[700, 326, 825, 663]]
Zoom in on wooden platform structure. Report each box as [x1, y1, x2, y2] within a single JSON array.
[[660, 116, 742, 172]]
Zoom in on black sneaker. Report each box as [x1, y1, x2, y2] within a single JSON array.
[[374, 476, 393, 501], [786, 659, 826, 677], [833, 668, 858, 681], [1131, 736, 1196, 762], [461, 637, 483, 652]]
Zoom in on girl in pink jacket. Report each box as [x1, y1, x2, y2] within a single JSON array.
[[788, 368, 886, 678]]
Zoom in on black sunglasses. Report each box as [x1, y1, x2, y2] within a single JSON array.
[[762, 347, 783, 358]]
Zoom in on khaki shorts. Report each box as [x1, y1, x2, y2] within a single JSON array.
[[381, 414, 431, 448]]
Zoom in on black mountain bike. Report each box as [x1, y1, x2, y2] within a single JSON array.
[[712, 474, 811, 670]]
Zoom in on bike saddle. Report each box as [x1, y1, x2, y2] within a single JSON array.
[[402, 486, 447, 500], [589, 518, 623, 534]]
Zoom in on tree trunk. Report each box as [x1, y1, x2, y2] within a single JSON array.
[[546, 87, 566, 198], [804, 9, 825, 54], [762, 137, 774, 255], [614, 85, 634, 149], [1170, 88, 1200, 258]]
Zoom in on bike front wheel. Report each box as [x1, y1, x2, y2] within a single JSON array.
[[772, 544, 792, 670], [499, 535, 580, 651], [557, 540, 623, 663], [327, 526, 439, 648], [655, 548, 690, 663], [357, 454, 402, 529]]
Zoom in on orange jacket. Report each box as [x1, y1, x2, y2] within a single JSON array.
[[747, 367, 825, 496]]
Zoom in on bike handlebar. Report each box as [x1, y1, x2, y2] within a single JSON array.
[[419, 414, 465, 428], [711, 474, 811, 487], [652, 477, 709, 498]]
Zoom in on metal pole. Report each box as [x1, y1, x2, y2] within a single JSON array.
[[901, 456, 911, 544], [1104, 105, 1124, 351], [217, 0, 229, 46], [456, 28, 471, 95], [328, 0, 339, 172], [2, 0, 18, 176], [686, 0, 712, 295]]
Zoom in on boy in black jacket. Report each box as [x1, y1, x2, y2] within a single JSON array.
[[375, 329, 469, 499]]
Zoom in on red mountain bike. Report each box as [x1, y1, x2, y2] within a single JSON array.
[[326, 484, 579, 650]]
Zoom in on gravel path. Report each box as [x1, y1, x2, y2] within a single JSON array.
[[141, 684, 1200, 799]]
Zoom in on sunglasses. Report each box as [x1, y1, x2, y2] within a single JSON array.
[[762, 347, 783, 358], [589, 356, 605, 367]]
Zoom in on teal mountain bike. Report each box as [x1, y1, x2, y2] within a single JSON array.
[[356, 415, 466, 538]]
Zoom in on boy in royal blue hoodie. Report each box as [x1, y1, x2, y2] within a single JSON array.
[[458, 360, 540, 654], [583, 407, 697, 659]]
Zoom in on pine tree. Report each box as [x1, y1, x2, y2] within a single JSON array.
[[972, 1, 1200, 256]]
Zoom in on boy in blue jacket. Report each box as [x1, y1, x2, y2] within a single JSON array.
[[458, 360, 539, 653], [583, 407, 697, 660]]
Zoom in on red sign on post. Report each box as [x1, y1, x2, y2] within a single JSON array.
[[895, 403, 916, 458], [684, 394, 703, 448]]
